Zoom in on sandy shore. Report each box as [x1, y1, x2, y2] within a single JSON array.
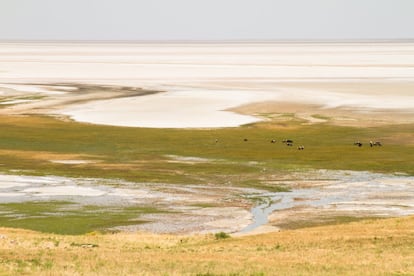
[[1, 42, 414, 128]]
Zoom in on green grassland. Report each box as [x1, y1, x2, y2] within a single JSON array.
[[0, 201, 161, 235], [0, 115, 413, 188]]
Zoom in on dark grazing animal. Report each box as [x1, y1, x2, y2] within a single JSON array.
[[354, 141, 363, 147], [283, 139, 293, 144], [370, 141, 382, 147]]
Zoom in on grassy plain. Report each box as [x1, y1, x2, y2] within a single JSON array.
[[0, 114, 413, 274], [0, 216, 413, 275], [0, 115, 413, 187], [0, 114, 413, 234]]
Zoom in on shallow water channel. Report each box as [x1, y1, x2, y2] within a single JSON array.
[[240, 170, 414, 232]]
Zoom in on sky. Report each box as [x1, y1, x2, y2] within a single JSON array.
[[0, 0, 413, 41]]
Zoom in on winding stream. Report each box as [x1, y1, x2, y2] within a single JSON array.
[[241, 171, 414, 233]]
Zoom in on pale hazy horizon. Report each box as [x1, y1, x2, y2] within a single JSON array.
[[1, 0, 414, 41]]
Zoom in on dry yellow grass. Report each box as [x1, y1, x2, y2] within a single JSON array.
[[1, 216, 413, 275], [0, 149, 100, 162]]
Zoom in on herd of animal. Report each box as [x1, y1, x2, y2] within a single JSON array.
[[354, 141, 383, 147], [215, 138, 382, 150], [243, 138, 305, 150]]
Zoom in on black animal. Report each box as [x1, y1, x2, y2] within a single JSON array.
[[243, 138, 248, 142], [282, 139, 293, 144], [354, 141, 363, 147]]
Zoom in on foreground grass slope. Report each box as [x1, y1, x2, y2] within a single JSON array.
[[0, 216, 413, 275]]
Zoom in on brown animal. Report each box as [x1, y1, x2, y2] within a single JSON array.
[[370, 141, 382, 147]]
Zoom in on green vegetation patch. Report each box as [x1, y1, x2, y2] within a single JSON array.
[[311, 114, 331, 120], [214, 232, 231, 240], [0, 115, 413, 190], [0, 201, 161, 235]]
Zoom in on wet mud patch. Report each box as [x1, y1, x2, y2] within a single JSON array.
[[0, 174, 254, 234], [1, 170, 414, 235]]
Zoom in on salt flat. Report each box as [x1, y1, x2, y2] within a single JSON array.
[[0, 42, 413, 128]]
